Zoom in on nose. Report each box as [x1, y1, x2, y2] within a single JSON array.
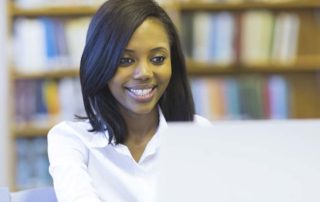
[[133, 61, 153, 80]]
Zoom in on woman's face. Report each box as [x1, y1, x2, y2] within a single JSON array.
[[108, 18, 172, 116]]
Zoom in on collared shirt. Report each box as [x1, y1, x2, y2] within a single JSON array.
[[48, 112, 210, 202]]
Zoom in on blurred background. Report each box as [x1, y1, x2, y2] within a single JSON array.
[[0, 0, 320, 191]]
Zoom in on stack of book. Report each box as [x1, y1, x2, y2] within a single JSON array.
[[181, 10, 300, 65], [191, 75, 290, 120], [13, 17, 91, 72], [16, 137, 51, 189], [15, 78, 85, 126]]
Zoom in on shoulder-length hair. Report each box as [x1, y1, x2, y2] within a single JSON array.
[[80, 0, 195, 144]]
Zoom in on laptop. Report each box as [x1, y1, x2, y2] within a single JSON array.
[[156, 120, 320, 202]]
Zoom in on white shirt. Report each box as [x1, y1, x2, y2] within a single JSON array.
[[48, 112, 210, 202]]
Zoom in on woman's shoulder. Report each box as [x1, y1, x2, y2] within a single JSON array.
[[48, 120, 109, 148], [48, 120, 92, 137], [193, 115, 212, 126]]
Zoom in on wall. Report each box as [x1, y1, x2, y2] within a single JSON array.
[[0, 0, 10, 187]]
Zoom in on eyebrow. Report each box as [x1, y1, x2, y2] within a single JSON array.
[[124, 47, 169, 53]]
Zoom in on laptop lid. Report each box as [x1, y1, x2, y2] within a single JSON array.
[[156, 120, 320, 202]]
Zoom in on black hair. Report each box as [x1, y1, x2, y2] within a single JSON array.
[[80, 0, 195, 144]]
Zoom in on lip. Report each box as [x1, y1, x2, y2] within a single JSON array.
[[125, 86, 157, 102]]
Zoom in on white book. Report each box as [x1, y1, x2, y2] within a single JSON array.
[[58, 78, 76, 120], [14, 18, 47, 72], [15, 0, 50, 8], [271, 13, 300, 64], [240, 11, 274, 64], [190, 78, 212, 119], [58, 78, 85, 120], [64, 17, 91, 67], [192, 12, 214, 63]]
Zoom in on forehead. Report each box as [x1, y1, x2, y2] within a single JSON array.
[[126, 18, 170, 49]]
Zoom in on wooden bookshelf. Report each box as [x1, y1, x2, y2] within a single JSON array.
[[12, 68, 79, 79], [9, 2, 178, 17], [187, 61, 320, 76], [179, 1, 320, 11], [10, 4, 98, 16], [14, 125, 53, 138]]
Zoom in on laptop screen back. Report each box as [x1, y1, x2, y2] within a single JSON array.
[[156, 120, 320, 202]]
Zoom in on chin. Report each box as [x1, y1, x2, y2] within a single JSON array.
[[129, 104, 158, 116]]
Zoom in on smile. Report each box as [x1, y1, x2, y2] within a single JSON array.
[[126, 87, 157, 102], [128, 88, 153, 96]]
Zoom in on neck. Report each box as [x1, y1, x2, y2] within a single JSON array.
[[123, 108, 158, 137], [120, 107, 159, 162]]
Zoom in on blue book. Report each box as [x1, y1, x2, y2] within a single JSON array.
[[16, 138, 32, 189], [42, 18, 58, 66], [268, 75, 289, 119], [34, 80, 49, 121], [224, 78, 241, 119]]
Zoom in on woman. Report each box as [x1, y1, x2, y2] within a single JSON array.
[[48, 0, 210, 201]]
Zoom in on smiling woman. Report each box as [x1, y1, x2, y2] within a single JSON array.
[[108, 18, 172, 118], [47, 0, 210, 201]]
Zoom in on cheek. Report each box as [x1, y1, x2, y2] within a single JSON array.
[[107, 76, 123, 99], [159, 63, 172, 83], [107, 69, 131, 90]]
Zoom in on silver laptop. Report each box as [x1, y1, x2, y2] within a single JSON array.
[[156, 120, 320, 202]]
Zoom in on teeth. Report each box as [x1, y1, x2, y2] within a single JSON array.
[[129, 88, 152, 96]]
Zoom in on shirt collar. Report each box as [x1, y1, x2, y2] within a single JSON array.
[[88, 107, 167, 149], [140, 108, 167, 157]]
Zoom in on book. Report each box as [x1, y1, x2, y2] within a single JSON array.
[[13, 18, 47, 72], [192, 12, 214, 63], [64, 17, 91, 67], [43, 80, 60, 119], [271, 13, 300, 64], [240, 11, 274, 65], [191, 78, 212, 119], [267, 75, 289, 119], [13, 17, 91, 72], [207, 78, 226, 120], [224, 78, 241, 119], [16, 137, 52, 189], [210, 12, 236, 65], [58, 78, 86, 120], [238, 76, 264, 119], [181, 12, 194, 59]]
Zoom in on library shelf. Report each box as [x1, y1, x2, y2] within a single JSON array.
[[186, 60, 320, 76], [179, 1, 320, 11], [12, 68, 79, 79], [9, 2, 177, 17], [9, 4, 98, 16], [13, 118, 63, 137], [14, 126, 52, 138]]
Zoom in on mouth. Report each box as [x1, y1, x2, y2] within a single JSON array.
[[125, 86, 157, 102]]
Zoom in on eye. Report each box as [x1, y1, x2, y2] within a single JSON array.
[[119, 57, 135, 67], [150, 56, 166, 65]]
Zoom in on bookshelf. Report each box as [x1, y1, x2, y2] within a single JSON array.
[[12, 68, 79, 79], [8, 0, 98, 190], [178, 1, 320, 10], [8, 0, 320, 190], [179, 0, 320, 120]]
